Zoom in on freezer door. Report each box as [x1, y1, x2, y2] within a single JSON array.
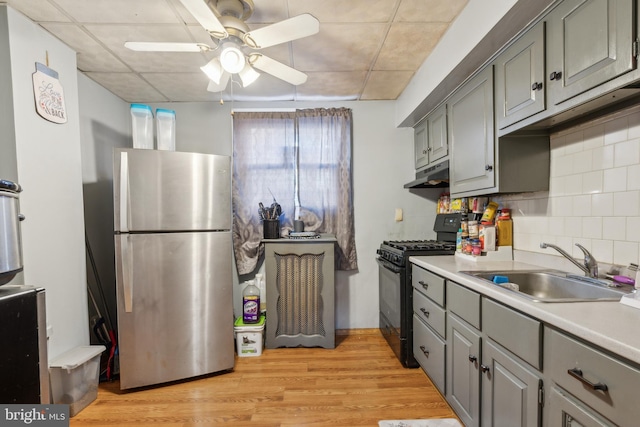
[[114, 149, 231, 232], [115, 231, 234, 389]]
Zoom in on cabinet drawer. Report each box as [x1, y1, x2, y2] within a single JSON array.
[[546, 328, 640, 426], [482, 298, 541, 369], [413, 314, 446, 394], [412, 266, 445, 307], [413, 289, 446, 338], [447, 281, 480, 329], [548, 386, 614, 427]]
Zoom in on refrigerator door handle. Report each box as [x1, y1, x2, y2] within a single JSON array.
[[119, 151, 129, 232], [116, 235, 134, 313]]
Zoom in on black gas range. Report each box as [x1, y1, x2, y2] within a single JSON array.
[[377, 213, 460, 368]]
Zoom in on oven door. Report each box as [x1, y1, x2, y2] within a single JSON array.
[[377, 258, 404, 359]]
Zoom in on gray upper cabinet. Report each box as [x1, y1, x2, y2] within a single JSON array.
[[448, 66, 495, 195], [546, 0, 635, 105], [427, 104, 448, 163], [414, 119, 429, 169], [414, 103, 448, 170], [495, 21, 546, 129]]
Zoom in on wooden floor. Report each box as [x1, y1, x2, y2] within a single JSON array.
[[70, 330, 458, 426]]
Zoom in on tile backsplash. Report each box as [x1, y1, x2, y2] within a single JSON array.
[[495, 103, 640, 268]]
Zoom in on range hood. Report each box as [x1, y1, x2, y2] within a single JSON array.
[[404, 160, 449, 189]]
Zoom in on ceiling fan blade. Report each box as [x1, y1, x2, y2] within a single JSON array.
[[178, 0, 228, 38], [206, 72, 230, 92], [243, 14, 319, 49], [125, 42, 210, 52], [249, 54, 307, 85]]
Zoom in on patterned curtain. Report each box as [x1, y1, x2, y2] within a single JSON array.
[[232, 108, 357, 275]]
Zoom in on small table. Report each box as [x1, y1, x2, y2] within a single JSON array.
[[263, 234, 336, 349]]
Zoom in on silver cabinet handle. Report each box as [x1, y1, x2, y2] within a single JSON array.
[[531, 82, 543, 90], [549, 71, 563, 80], [418, 280, 429, 290], [485, 165, 493, 171], [481, 364, 490, 373], [567, 368, 608, 391], [419, 308, 430, 318], [468, 355, 477, 363], [419, 345, 430, 358]]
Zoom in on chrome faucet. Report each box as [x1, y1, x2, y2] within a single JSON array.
[[540, 242, 599, 278]]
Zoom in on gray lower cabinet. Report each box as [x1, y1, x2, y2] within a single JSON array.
[[264, 237, 336, 349], [545, 327, 640, 426], [447, 313, 481, 427], [546, 0, 635, 105], [481, 339, 542, 427], [413, 314, 446, 394], [548, 386, 615, 427]]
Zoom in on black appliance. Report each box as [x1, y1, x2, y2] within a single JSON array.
[[376, 213, 460, 368]]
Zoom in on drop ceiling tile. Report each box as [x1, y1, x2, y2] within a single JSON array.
[[288, 0, 397, 22], [41, 23, 130, 72], [374, 22, 447, 71], [50, 0, 181, 24], [85, 24, 209, 72], [361, 70, 414, 100], [85, 72, 168, 102], [230, 74, 296, 101], [142, 72, 218, 102], [249, 0, 289, 23], [296, 71, 366, 100], [6, 0, 71, 22], [395, 0, 468, 23], [293, 23, 387, 72]]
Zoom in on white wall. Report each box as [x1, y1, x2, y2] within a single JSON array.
[[395, 0, 518, 126], [3, 6, 88, 359], [147, 100, 440, 328], [497, 105, 640, 273]]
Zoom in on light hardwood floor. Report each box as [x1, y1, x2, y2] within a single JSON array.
[[70, 330, 458, 426]]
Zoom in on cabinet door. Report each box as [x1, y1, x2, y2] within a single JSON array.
[[427, 104, 448, 163], [481, 339, 542, 427], [546, 0, 634, 104], [414, 119, 429, 169], [548, 387, 615, 427], [447, 314, 481, 427], [449, 66, 495, 195], [495, 21, 546, 129]]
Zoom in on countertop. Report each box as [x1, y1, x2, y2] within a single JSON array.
[[410, 255, 640, 366]]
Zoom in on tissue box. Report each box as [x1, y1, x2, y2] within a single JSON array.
[[49, 345, 105, 416]]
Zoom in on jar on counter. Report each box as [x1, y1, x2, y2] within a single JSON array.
[[468, 220, 479, 239], [471, 239, 482, 256]]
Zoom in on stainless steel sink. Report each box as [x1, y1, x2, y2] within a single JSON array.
[[461, 270, 632, 302]]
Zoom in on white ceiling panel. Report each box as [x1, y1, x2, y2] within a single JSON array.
[[85, 72, 169, 103], [6, 0, 470, 102]]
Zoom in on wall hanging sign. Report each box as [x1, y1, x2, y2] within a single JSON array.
[[32, 62, 67, 124]]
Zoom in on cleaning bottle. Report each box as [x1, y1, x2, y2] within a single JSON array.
[[456, 228, 463, 252], [242, 280, 260, 323]]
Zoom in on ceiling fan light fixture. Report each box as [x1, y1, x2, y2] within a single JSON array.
[[200, 58, 224, 84], [238, 63, 260, 87], [219, 43, 245, 74]]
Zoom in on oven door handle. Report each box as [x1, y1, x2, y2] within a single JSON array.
[[377, 257, 402, 274]]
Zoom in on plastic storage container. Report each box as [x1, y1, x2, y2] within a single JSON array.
[[156, 108, 176, 151], [234, 315, 265, 357], [49, 345, 105, 416], [130, 104, 154, 149]]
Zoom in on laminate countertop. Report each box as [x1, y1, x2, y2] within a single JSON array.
[[409, 254, 640, 366]]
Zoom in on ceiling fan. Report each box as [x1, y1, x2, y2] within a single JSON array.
[[125, 0, 320, 92]]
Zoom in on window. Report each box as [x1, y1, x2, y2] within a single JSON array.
[[232, 108, 357, 275]]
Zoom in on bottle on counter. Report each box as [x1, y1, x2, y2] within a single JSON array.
[[456, 228, 463, 252], [496, 208, 513, 247], [242, 280, 260, 323]]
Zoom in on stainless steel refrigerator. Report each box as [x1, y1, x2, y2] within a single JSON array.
[[113, 148, 234, 390]]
